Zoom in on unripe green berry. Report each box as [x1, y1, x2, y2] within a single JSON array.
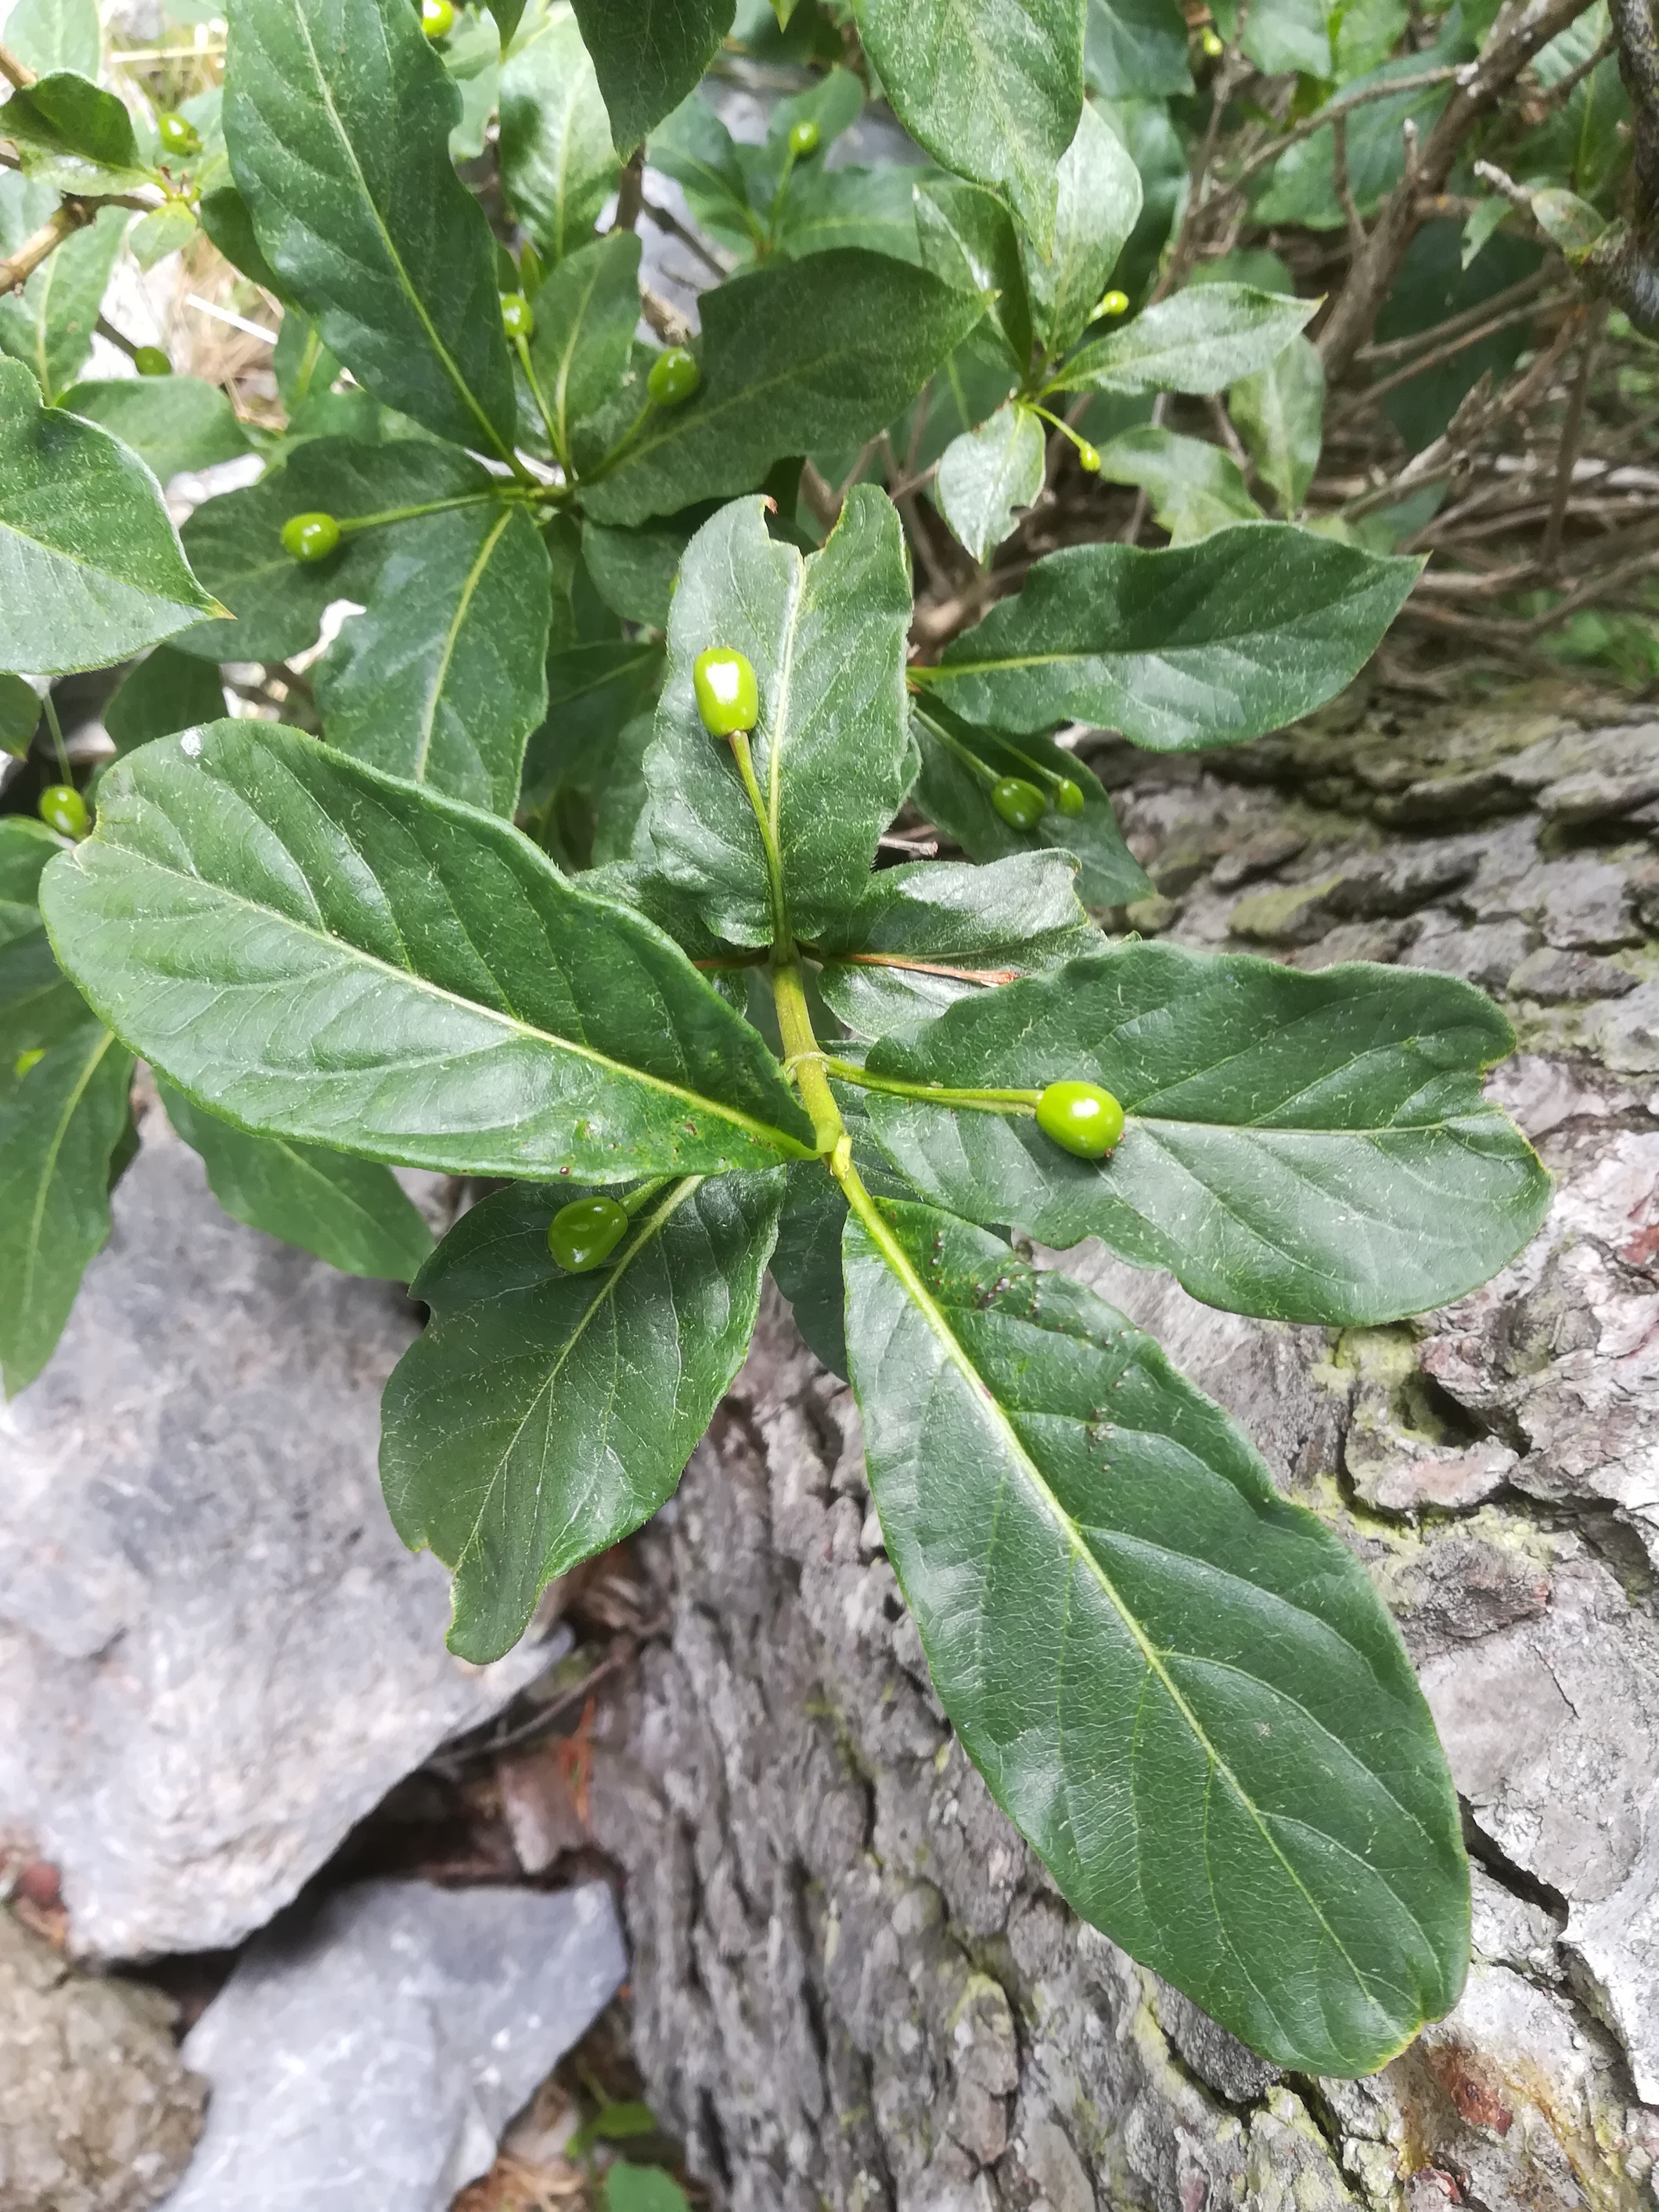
[[500, 291, 534, 342], [787, 117, 821, 157], [421, 0, 456, 37], [1077, 441, 1101, 473], [133, 346, 172, 376], [13, 1048, 45, 1079], [693, 646, 760, 739], [1036, 1080, 1125, 1160], [38, 783, 88, 840], [991, 775, 1046, 830], [281, 511, 343, 563], [1200, 26, 1225, 54], [1054, 776, 1085, 816], [1098, 288, 1130, 317], [647, 346, 700, 406], [157, 112, 201, 158], [548, 1195, 629, 1273]]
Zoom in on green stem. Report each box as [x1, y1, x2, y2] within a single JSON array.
[[729, 728, 794, 962], [336, 491, 504, 535], [821, 1057, 1041, 1114], [910, 703, 1000, 791], [41, 689, 70, 783], [1028, 401, 1096, 463], [515, 332, 565, 470], [583, 394, 657, 485], [621, 1174, 671, 1217], [765, 146, 798, 253]]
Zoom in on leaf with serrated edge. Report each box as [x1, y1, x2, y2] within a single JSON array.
[[41, 719, 815, 1181], [860, 943, 1552, 1324], [0, 357, 220, 673], [225, 0, 516, 455], [160, 1080, 434, 1281], [844, 1198, 1469, 2073], [917, 524, 1419, 750], [382, 1171, 780, 1660], [1050, 283, 1318, 395]]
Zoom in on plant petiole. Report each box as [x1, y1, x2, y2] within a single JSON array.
[[41, 688, 70, 784], [334, 491, 502, 535], [821, 1057, 1042, 1114], [514, 332, 566, 469]]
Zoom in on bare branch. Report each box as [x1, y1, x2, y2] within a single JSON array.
[[1542, 299, 1607, 570], [0, 38, 36, 89], [0, 202, 89, 296]]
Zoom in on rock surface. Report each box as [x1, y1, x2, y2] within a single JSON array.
[[585, 692, 1659, 2210], [0, 1908, 205, 2212], [0, 1113, 558, 1962], [160, 1879, 626, 2212]]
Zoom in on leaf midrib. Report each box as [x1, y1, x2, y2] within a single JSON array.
[[412, 505, 515, 791]]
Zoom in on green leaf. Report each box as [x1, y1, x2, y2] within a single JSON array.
[[314, 499, 552, 818], [225, 0, 516, 456], [1022, 99, 1143, 358], [58, 376, 253, 482], [0, 926, 96, 1106], [648, 92, 754, 246], [842, 1197, 1470, 2073], [773, 166, 925, 266], [581, 250, 985, 526], [569, 0, 736, 155], [3, 0, 100, 78], [1085, 0, 1192, 99], [581, 517, 691, 629], [0, 1024, 134, 1397], [159, 1079, 434, 1280], [1213, 0, 1330, 77], [0, 356, 221, 673], [1525, 185, 1609, 254], [131, 202, 200, 271], [0, 182, 127, 399], [1332, 0, 1409, 80], [917, 523, 1420, 750], [499, 11, 620, 262], [0, 673, 41, 759], [912, 174, 1033, 371], [381, 1169, 780, 1660], [1050, 282, 1319, 396], [851, 0, 1085, 250], [1229, 334, 1324, 519], [1, 72, 154, 194], [104, 646, 228, 754], [936, 401, 1046, 562], [524, 231, 642, 468], [197, 182, 290, 299], [0, 815, 58, 944], [603, 2167, 692, 2212], [912, 714, 1151, 905], [636, 488, 912, 945], [812, 851, 1100, 1037], [1253, 49, 1455, 228], [41, 718, 815, 1180], [860, 943, 1552, 1324], [1094, 424, 1263, 542]]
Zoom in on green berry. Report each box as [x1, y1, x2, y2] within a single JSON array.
[[647, 346, 700, 407], [421, 0, 456, 36], [548, 1195, 630, 1273], [991, 775, 1046, 830], [13, 1048, 45, 1079], [1054, 776, 1086, 817], [38, 783, 88, 840], [157, 112, 201, 158], [693, 646, 760, 739], [1098, 288, 1130, 317], [500, 291, 534, 343], [281, 512, 343, 563], [1200, 26, 1225, 54], [133, 345, 172, 376], [1077, 441, 1101, 473], [1036, 1080, 1125, 1160], [787, 117, 821, 157]]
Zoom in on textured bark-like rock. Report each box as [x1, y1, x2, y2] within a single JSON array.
[[588, 696, 1659, 2212]]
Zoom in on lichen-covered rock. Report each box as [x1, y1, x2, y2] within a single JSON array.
[[0, 1908, 204, 2212], [587, 691, 1659, 2210]]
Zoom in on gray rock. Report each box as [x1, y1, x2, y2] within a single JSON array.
[[0, 1909, 205, 2212], [1404, 914, 1531, 993], [1585, 977, 1659, 1073], [1507, 946, 1638, 1002], [0, 1116, 558, 1962], [160, 1879, 626, 2212]]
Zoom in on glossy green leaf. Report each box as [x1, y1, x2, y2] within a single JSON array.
[[842, 1198, 1470, 2072], [225, 0, 516, 456], [196, 182, 290, 298], [58, 376, 253, 483], [581, 251, 984, 526], [41, 718, 815, 1180], [1050, 283, 1319, 396], [913, 174, 1033, 371], [1229, 334, 1324, 518], [769, 1111, 911, 1378], [860, 943, 1552, 1324], [636, 488, 912, 945], [851, 0, 1085, 250], [581, 517, 690, 629], [381, 1168, 780, 1660], [0, 816, 58, 944], [0, 182, 127, 399], [569, 0, 736, 155], [105, 646, 228, 754], [917, 524, 1420, 750], [0, 356, 221, 673], [936, 401, 1046, 562], [912, 714, 1151, 905], [3, 0, 100, 78], [1022, 99, 1143, 358], [315, 498, 551, 818], [1085, 0, 1191, 98], [812, 851, 1099, 1036], [0, 1023, 134, 1396], [499, 11, 619, 262], [1096, 425, 1263, 541], [524, 231, 642, 468], [159, 1079, 434, 1280], [1, 72, 153, 195]]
